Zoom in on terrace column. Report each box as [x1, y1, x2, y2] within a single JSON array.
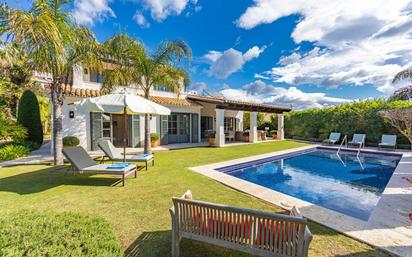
[[249, 112, 258, 143], [277, 113, 285, 140], [215, 108, 225, 147]]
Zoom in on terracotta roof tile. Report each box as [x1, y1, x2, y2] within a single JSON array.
[[59, 85, 199, 107]]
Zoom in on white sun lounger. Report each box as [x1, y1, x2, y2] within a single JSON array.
[[62, 146, 136, 186], [323, 132, 341, 145], [98, 140, 154, 170], [379, 134, 397, 150], [348, 134, 366, 148]]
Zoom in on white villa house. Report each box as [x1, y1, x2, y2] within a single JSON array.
[[35, 66, 291, 151]]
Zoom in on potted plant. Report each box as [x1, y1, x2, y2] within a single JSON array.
[[209, 132, 216, 145], [261, 131, 267, 141], [271, 130, 277, 139], [150, 133, 160, 147], [243, 131, 250, 142]]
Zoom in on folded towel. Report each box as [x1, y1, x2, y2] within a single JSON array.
[[134, 154, 151, 158], [106, 163, 131, 169]]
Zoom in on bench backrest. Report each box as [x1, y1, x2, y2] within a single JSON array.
[[171, 197, 311, 257]]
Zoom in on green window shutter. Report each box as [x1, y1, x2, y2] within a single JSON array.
[[160, 115, 168, 145], [90, 112, 102, 150], [191, 113, 199, 143]]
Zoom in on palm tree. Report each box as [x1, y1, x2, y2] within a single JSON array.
[[393, 68, 412, 84], [391, 69, 412, 101], [0, 0, 101, 165], [102, 34, 191, 154]]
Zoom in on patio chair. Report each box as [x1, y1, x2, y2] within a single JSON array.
[[98, 140, 154, 170], [225, 130, 235, 142], [379, 134, 397, 150], [348, 134, 366, 148], [62, 146, 136, 186], [323, 132, 341, 145]]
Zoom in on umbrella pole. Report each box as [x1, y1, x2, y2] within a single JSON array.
[[123, 107, 127, 163]]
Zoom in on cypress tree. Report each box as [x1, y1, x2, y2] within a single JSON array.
[[17, 90, 43, 145]]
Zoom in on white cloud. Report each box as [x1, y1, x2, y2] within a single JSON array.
[[186, 81, 207, 93], [73, 0, 115, 26], [237, 0, 412, 94], [140, 0, 191, 21], [133, 11, 150, 28], [204, 46, 266, 79], [220, 80, 351, 110]]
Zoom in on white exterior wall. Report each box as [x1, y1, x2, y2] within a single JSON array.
[[62, 97, 89, 149]]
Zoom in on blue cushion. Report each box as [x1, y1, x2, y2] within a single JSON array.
[[106, 163, 131, 169]]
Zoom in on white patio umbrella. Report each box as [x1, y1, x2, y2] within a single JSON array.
[[76, 89, 171, 161]]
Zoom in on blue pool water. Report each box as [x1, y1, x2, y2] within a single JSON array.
[[216, 148, 401, 221]]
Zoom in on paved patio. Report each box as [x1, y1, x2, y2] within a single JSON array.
[[190, 145, 412, 257]]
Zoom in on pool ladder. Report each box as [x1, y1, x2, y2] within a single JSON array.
[[337, 135, 347, 155], [337, 135, 364, 169]]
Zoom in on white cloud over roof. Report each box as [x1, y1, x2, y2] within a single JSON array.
[[204, 46, 266, 79], [221, 80, 351, 110], [236, 0, 412, 94]]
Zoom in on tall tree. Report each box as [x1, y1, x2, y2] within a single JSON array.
[[0, 0, 101, 164], [102, 34, 191, 154], [391, 68, 412, 101]]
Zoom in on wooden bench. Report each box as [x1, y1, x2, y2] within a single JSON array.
[[169, 192, 312, 257]]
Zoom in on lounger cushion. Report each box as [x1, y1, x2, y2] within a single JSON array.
[[82, 163, 136, 174]]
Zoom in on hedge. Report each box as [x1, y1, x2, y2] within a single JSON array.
[[0, 211, 123, 257], [17, 90, 43, 146], [285, 99, 412, 146]]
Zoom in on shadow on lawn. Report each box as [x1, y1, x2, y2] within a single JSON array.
[[0, 165, 141, 194], [125, 230, 250, 257], [124, 229, 389, 257]]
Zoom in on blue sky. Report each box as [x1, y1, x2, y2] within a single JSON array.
[[6, 0, 412, 109]]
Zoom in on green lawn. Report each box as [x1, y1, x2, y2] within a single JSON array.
[[0, 141, 389, 257]]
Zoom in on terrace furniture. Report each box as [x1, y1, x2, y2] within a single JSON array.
[[169, 191, 312, 257], [379, 135, 397, 150], [323, 132, 341, 145], [225, 130, 235, 142], [62, 146, 136, 186], [98, 140, 154, 170], [348, 134, 366, 148]]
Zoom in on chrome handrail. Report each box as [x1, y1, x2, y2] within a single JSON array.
[[337, 135, 347, 155]]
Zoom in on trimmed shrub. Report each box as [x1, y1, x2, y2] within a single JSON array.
[[150, 132, 160, 141], [63, 136, 80, 147], [0, 112, 27, 142], [0, 211, 123, 257], [0, 144, 29, 161], [17, 90, 43, 145], [285, 99, 412, 147]]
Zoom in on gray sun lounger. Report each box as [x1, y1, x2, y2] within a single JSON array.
[[379, 135, 397, 150], [62, 146, 136, 186], [348, 134, 366, 148], [323, 132, 341, 145], [98, 140, 154, 170]]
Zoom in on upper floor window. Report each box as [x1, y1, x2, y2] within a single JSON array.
[[83, 68, 102, 83], [154, 85, 173, 92]]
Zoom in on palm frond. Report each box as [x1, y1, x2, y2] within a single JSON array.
[[393, 69, 412, 84]]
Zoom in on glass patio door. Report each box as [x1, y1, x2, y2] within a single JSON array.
[[168, 113, 190, 144]]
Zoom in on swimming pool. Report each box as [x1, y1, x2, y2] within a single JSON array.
[[216, 147, 402, 221]]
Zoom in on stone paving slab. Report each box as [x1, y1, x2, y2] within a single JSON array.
[[190, 145, 412, 257]]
